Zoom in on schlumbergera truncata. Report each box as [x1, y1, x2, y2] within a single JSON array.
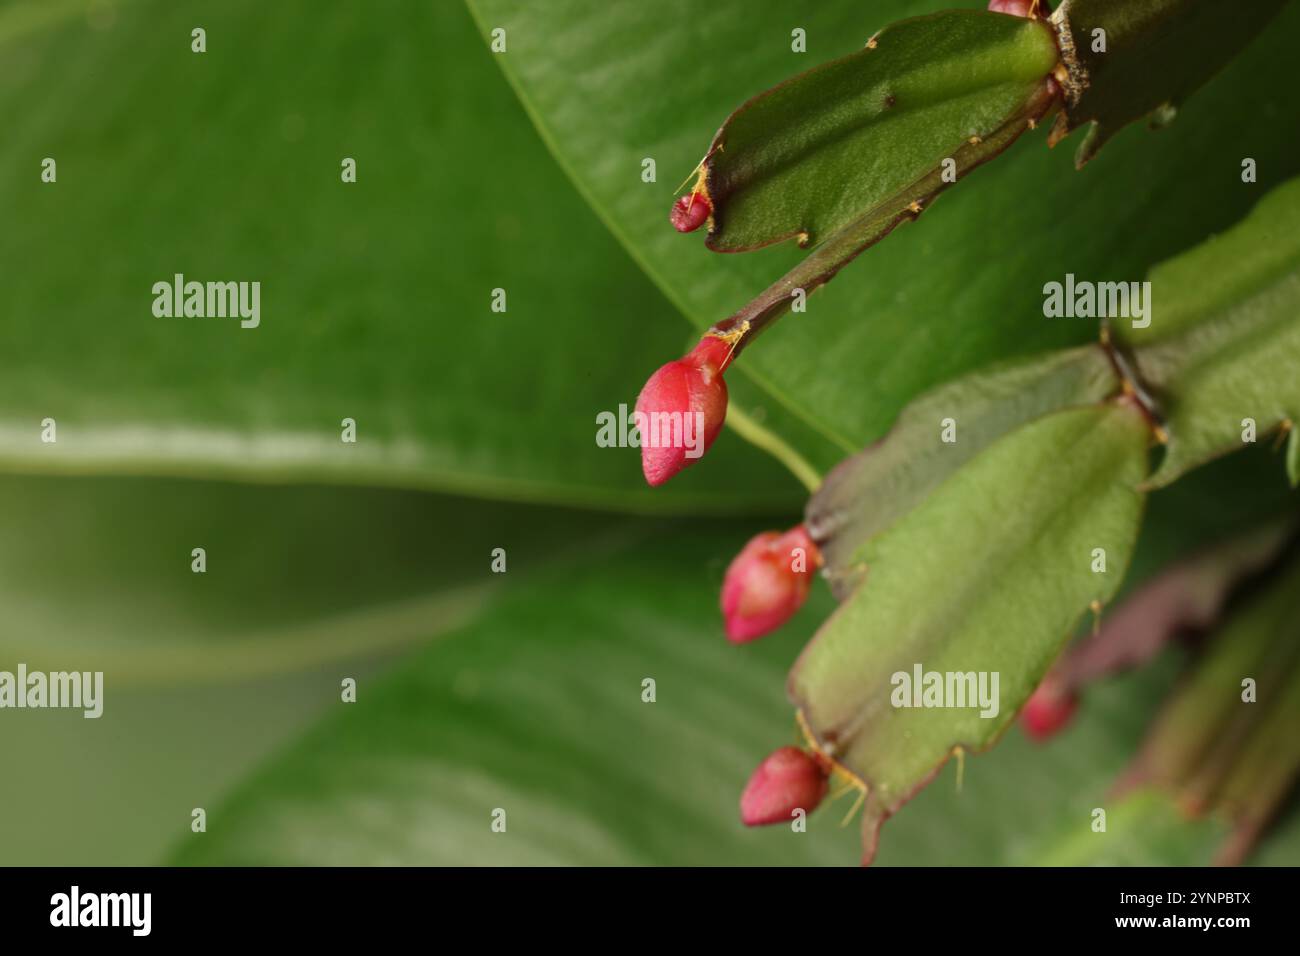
[[632, 0, 1300, 864]]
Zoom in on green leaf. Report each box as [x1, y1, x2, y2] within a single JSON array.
[[0, 0, 799, 514], [469, 0, 1300, 474], [0, 665, 364, 865], [0, 472, 612, 681], [807, 343, 1117, 596], [789, 402, 1150, 862], [1051, 0, 1286, 166], [700, 10, 1059, 252], [1122, 177, 1300, 487], [1031, 789, 1227, 865], [1126, 554, 1300, 800]]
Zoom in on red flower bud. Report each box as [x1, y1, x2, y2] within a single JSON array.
[[740, 746, 829, 826], [635, 336, 732, 487], [987, 0, 1040, 16], [1020, 675, 1079, 741], [670, 192, 712, 233], [721, 524, 821, 643]]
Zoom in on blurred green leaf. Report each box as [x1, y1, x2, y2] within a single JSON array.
[[469, 0, 1300, 472], [0, 0, 801, 514], [1034, 510, 1300, 866], [807, 343, 1116, 597], [1124, 553, 1300, 860], [1123, 178, 1300, 488], [699, 10, 1057, 251], [790, 403, 1149, 862], [1032, 789, 1226, 865], [1217, 656, 1300, 863], [0, 473, 620, 681], [1052, 521, 1293, 688], [0, 665, 361, 865], [1130, 556, 1300, 791]]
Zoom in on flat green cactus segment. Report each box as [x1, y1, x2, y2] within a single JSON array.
[[1053, 0, 1286, 166], [806, 344, 1118, 599], [1122, 177, 1300, 487], [703, 10, 1059, 252], [1125, 177, 1300, 347], [789, 403, 1149, 862]]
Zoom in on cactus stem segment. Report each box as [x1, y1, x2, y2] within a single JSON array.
[[1048, 2, 1089, 108], [702, 77, 1059, 360], [1100, 325, 1166, 441]]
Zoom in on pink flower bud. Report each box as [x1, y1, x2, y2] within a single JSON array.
[[635, 336, 732, 487], [1020, 675, 1079, 741], [740, 746, 829, 826], [670, 192, 711, 233], [721, 524, 822, 643], [987, 0, 1040, 16]]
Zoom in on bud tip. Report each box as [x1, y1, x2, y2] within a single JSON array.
[[721, 525, 821, 642], [741, 746, 829, 826]]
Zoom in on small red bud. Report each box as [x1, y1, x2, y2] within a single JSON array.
[[987, 0, 1039, 16], [740, 746, 829, 826], [670, 192, 712, 233], [635, 336, 732, 487], [1020, 675, 1079, 741], [721, 524, 822, 643]]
